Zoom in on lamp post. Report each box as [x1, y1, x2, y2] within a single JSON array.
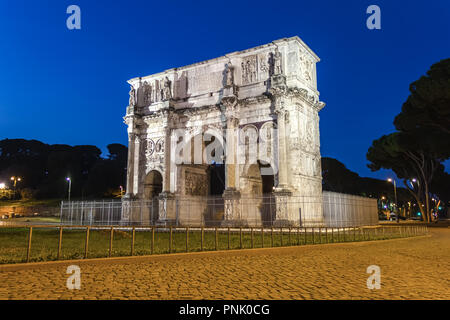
[[10, 176, 22, 199], [387, 178, 398, 223], [380, 196, 386, 210], [10, 176, 22, 189], [66, 177, 72, 202]]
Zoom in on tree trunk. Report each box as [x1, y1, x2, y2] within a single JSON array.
[[403, 179, 426, 219]]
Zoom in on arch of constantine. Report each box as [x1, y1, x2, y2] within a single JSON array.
[[122, 36, 327, 227]]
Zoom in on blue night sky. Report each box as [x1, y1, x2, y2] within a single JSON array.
[[0, 0, 449, 181]]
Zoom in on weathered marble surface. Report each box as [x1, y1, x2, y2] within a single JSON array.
[[123, 36, 326, 227]]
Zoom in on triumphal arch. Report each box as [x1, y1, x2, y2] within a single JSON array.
[[123, 36, 326, 227]]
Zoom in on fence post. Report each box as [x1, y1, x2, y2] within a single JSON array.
[[312, 228, 315, 244], [186, 227, 189, 252], [131, 227, 135, 256], [331, 227, 334, 243], [26, 227, 33, 263], [319, 227, 322, 244], [261, 227, 264, 248], [215, 227, 218, 251], [271, 227, 274, 247], [251, 228, 254, 249], [201, 227, 204, 251], [280, 228, 283, 246], [57, 226, 63, 260], [169, 226, 173, 253], [109, 226, 114, 257], [325, 227, 328, 243], [297, 227, 300, 245], [288, 228, 291, 246], [239, 227, 243, 249], [227, 227, 230, 250], [151, 227, 154, 254], [303, 227, 306, 245], [60, 201, 63, 224], [84, 226, 90, 259]]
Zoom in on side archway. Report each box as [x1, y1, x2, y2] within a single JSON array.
[[144, 170, 163, 199]]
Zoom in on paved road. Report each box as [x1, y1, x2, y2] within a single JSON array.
[[0, 228, 449, 300]]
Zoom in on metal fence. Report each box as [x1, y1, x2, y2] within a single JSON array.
[[0, 224, 429, 264], [60, 192, 378, 228], [323, 191, 379, 227]]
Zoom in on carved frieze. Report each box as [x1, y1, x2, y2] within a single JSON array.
[[145, 139, 155, 160], [155, 139, 164, 153], [299, 53, 314, 84], [185, 171, 208, 196], [241, 55, 258, 84], [259, 53, 270, 79]]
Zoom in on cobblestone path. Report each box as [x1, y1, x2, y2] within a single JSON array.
[[0, 228, 449, 299]]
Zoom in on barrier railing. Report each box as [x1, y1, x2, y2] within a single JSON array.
[[60, 194, 379, 228], [0, 224, 428, 264]]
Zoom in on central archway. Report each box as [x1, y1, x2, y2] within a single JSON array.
[[176, 131, 226, 225]]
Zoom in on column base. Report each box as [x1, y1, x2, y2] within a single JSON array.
[[157, 192, 177, 225], [222, 188, 241, 226], [272, 188, 293, 226]]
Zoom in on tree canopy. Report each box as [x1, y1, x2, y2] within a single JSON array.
[[394, 58, 450, 136], [367, 58, 450, 221], [0, 139, 127, 199]]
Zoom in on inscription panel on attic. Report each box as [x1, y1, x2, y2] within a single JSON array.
[[123, 36, 326, 227]]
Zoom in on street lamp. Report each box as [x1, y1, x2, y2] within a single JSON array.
[[10, 176, 22, 188], [10, 176, 22, 199], [0, 183, 5, 189], [411, 178, 420, 187], [119, 185, 124, 197], [66, 177, 72, 202], [387, 178, 398, 222]]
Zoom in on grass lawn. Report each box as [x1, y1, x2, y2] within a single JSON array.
[[0, 226, 420, 264], [2, 217, 61, 224], [0, 199, 61, 208]]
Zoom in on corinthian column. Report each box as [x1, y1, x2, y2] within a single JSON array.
[[132, 135, 141, 196], [125, 132, 135, 197], [275, 107, 289, 190], [220, 96, 241, 225], [163, 126, 171, 193]]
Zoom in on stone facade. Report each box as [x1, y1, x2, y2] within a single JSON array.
[[123, 36, 326, 227]]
